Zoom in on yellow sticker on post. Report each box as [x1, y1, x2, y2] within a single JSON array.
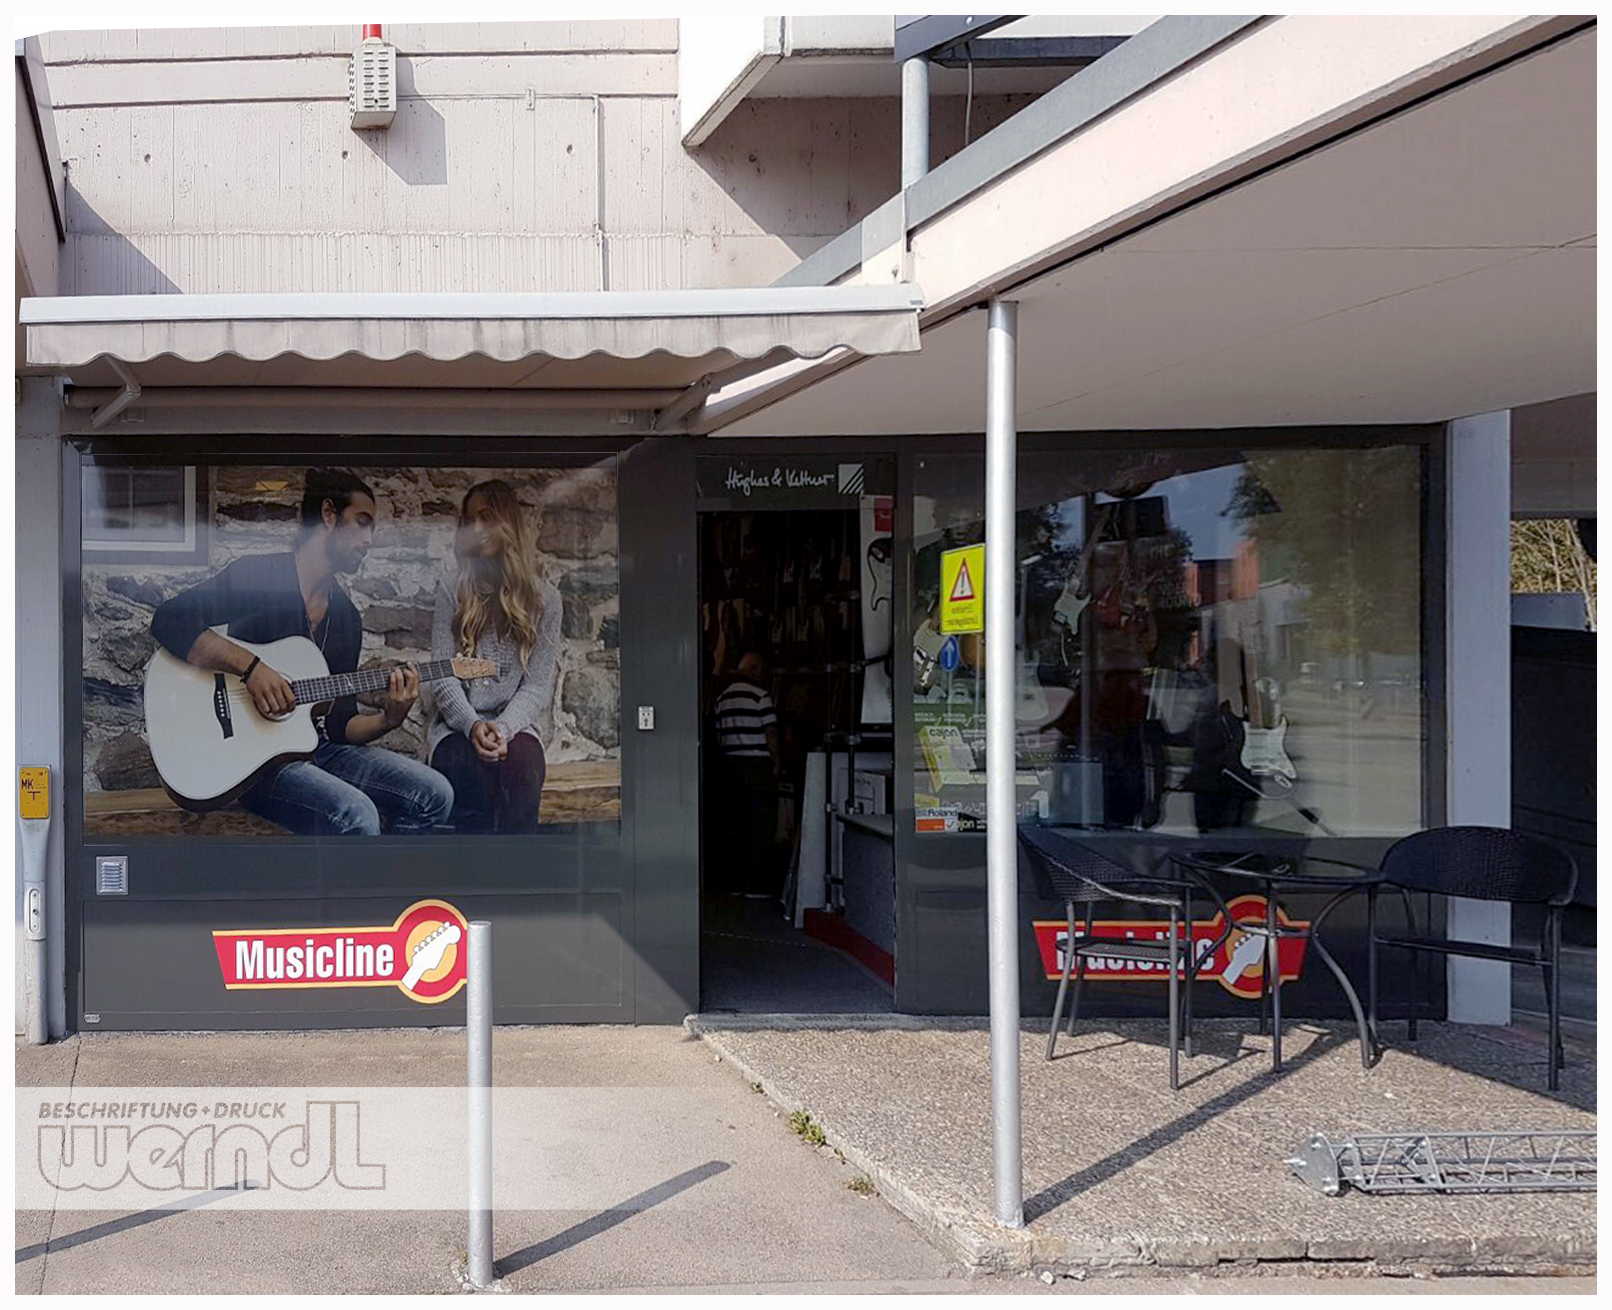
[[940, 544, 985, 634], [19, 767, 49, 820]]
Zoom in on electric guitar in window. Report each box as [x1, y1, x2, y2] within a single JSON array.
[[1051, 502, 1116, 639], [143, 635, 496, 810], [1222, 629, 1296, 782]]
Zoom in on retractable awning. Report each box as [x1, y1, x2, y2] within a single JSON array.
[[20, 285, 924, 396]]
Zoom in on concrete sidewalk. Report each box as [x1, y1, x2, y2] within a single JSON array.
[[689, 1016, 1597, 1279], [16, 1027, 958, 1295], [15, 1022, 1596, 1294]]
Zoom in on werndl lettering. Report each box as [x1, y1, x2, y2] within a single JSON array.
[[41, 1101, 383, 1195]]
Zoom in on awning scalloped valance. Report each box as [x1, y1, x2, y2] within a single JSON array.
[[21, 285, 924, 394]]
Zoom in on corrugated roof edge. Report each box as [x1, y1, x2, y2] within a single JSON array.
[[771, 14, 1261, 290]]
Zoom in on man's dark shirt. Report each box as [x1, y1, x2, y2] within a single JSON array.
[[151, 552, 362, 744]]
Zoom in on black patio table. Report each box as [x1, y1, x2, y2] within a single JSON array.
[[1171, 851, 1383, 1073]]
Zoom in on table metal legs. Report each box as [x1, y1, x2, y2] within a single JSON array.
[[1249, 881, 1378, 1074], [1046, 903, 1077, 1062], [1168, 907, 1181, 1091], [1310, 936, 1377, 1070], [1267, 887, 1283, 1070]]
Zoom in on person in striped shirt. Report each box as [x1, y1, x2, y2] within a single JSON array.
[[714, 652, 782, 897]]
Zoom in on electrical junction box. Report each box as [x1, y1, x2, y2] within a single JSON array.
[[349, 36, 397, 130]]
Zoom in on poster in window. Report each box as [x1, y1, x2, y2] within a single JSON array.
[[81, 462, 620, 836]]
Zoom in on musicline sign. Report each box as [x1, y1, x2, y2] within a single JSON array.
[[1031, 895, 1310, 999], [213, 898, 469, 1004]]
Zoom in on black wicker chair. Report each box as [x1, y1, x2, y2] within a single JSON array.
[[1019, 825, 1234, 1089], [1368, 826, 1579, 1091]]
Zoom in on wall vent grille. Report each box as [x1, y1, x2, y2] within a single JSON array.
[[95, 855, 128, 896]]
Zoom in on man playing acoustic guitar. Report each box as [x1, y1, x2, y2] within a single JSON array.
[[150, 468, 454, 836]]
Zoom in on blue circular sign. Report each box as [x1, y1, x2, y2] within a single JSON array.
[[938, 635, 961, 671]]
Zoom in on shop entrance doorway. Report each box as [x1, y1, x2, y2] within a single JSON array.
[[697, 507, 896, 1014]]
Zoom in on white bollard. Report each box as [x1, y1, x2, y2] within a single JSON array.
[[467, 921, 493, 1288]]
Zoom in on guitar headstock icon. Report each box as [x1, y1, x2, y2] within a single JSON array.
[[1222, 929, 1267, 985], [401, 921, 463, 991]]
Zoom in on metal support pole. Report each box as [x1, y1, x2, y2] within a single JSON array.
[[901, 56, 930, 189], [466, 921, 494, 1289], [985, 298, 1023, 1229]]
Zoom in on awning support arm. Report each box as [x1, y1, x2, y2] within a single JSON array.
[[89, 359, 141, 429], [652, 373, 718, 432]]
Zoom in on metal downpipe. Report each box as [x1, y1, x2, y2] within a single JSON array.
[[985, 297, 1023, 1228], [901, 56, 930, 189]]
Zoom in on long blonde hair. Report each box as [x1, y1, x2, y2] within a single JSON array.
[[452, 479, 543, 668]]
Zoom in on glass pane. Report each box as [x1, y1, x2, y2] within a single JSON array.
[[911, 444, 1425, 837]]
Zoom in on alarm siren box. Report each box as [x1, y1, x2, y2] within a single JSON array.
[[349, 36, 397, 130]]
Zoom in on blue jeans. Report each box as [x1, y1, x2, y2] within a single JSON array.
[[240, 742, 454, 836]]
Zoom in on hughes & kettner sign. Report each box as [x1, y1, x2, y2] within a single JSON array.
[[213, 899, 470, 1004], [1032, 895, 1309, 999], [696, 455, 894, 508]]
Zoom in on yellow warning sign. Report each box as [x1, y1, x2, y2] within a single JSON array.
[[940, 544, 985, 634], [19, 767, 49, 820]]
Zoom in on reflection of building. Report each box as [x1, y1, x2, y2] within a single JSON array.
[[15, 16, 1594, 1035], [1185, 558, 1234, 610]]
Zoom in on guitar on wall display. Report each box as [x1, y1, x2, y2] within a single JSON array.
[[144, 633, 496, 810], [1220, 625, 1297, 783], [1215, 628, 1338, 835], [1051, 501, 1116, 642]]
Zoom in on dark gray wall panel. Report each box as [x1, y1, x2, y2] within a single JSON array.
[[80, 892, 630, 1031], [619, 437, 701, 1023]]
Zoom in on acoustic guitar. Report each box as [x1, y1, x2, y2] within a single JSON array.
[[144, 635, 496, 809]]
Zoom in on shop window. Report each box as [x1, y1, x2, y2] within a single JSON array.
[[911, 443, 1426, 838], [80, 459, 620, 839]]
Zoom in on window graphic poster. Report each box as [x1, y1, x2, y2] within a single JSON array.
[[81, 462, 620, 836]]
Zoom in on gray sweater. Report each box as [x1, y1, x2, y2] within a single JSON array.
[[426, 574, 562, 760]]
